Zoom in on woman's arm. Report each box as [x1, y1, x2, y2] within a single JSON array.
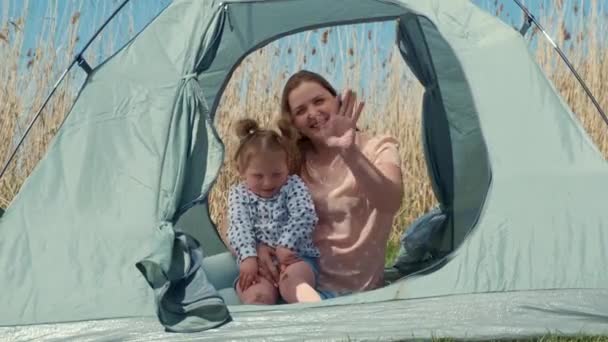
[[339, 142, 403, 213], [312, 89, 403, 212]]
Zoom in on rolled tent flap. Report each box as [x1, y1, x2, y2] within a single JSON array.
[[134, 6, 232, 329], [136, 73, 231, 332], [136, 227, 230, 332]]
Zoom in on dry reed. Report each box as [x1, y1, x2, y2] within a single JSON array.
[[1, 1, 606, 263]]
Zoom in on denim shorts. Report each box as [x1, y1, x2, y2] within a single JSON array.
[[299, 255, 319, 280], [298, 257, 347, 300], [234, 256, 344, 300], [234, 255, 318, 289]]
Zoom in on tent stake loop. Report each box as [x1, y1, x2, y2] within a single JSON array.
[[76, 55, 93, 75]]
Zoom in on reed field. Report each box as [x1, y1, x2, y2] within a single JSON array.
[[208, 1, 608, 261], [1, 0, 606, 264]]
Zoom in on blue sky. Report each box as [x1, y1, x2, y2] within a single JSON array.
[[1, 0, 170, 61], [1, 0, 604, 97], [3, 0, 596, 63]]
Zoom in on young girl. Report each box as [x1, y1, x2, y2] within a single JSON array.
[[227, 118, 322, 305]]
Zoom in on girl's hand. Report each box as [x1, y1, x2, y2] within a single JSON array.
[[320, 89, 365, 151], [238, 257, 259, 291], [256, 244, 279, 286], [276, 246, 300, 267]]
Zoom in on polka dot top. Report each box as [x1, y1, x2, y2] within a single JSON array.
[[227, 175, 320, 264]]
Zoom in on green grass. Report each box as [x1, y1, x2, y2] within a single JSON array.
[[344, 336, 608, 341], [427, 337, 608, 342], [384, 238, 401, 266]]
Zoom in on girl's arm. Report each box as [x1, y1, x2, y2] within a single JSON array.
[[227, 186, 258, 264], [277, 176, 318, 251]]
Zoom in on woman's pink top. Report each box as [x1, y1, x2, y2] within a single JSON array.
[[301, 133, 402, 294]]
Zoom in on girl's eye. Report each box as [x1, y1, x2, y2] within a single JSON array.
[[294, 108, 305, 116], [313, 98, 324, 105], [253, 174, 263, 179]]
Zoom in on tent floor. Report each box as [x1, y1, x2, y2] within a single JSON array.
[[3, 289, 607, 341]]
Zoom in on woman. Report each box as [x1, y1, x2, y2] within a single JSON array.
[[255, 70, 404, 299]]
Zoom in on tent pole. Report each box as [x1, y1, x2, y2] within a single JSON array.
[[0, 0, 132, 183], [512, 0, 608, 127]]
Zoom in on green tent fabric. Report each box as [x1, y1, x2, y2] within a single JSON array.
[[1, 0, 607, 340]]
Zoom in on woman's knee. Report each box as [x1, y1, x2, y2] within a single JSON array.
[[238, 278, 278, 305]]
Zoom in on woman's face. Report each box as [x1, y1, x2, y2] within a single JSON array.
[[287, 81, 339, 140]]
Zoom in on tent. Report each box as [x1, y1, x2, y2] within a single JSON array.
[[1, 0, 607, 340]]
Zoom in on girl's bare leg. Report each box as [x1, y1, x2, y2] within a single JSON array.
[[236, 277, 279, 305], [278, 261, 321, 303]]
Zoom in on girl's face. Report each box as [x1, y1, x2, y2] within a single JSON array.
[[240, 150, 289, 198], [288, 81, 339, 141]]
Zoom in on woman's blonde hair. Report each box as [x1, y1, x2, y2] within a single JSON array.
[[233, 117, 300, 174]]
